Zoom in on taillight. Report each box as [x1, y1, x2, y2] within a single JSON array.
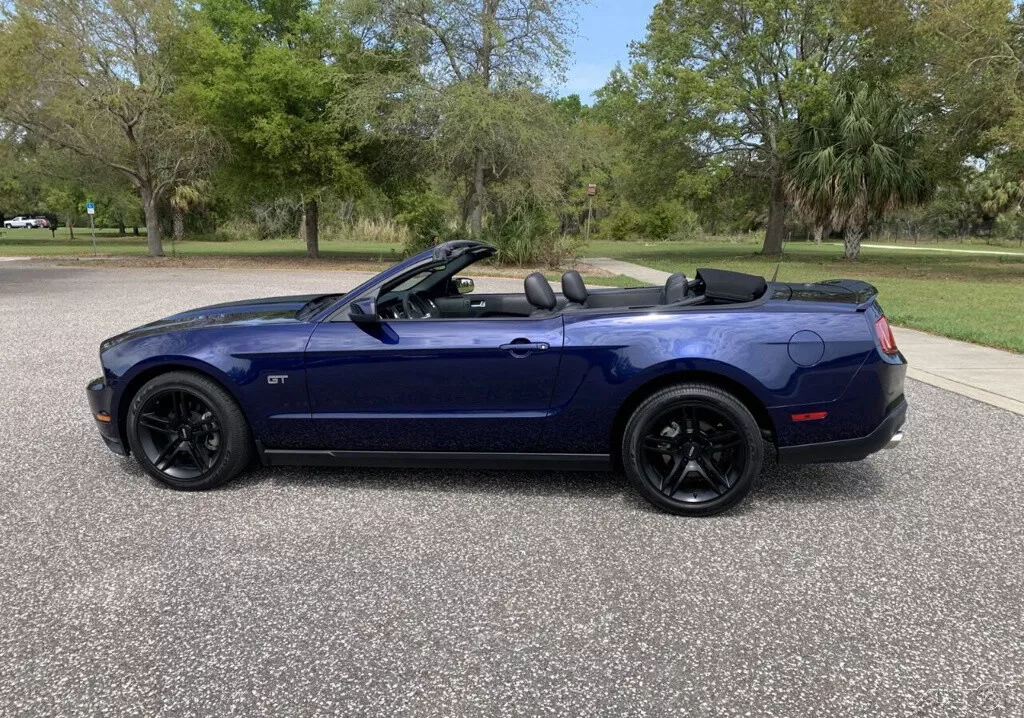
[[874, 315, 898, 355]]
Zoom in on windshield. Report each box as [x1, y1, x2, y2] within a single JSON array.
[[388, 264, 448, 293]]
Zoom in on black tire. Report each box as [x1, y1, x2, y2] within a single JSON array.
[[621, 383, 764, 516], [126, 370, 252, 490]]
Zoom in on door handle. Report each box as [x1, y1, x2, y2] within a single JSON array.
[[500, 341, 550, 355], [470, 300, 486, 309]]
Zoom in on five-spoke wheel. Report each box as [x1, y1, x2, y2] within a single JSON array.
[[622, 383, 763, 516], [127, 371, 252, 490]]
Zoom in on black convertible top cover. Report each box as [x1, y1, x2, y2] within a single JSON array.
[[696, 268, 768, 303]]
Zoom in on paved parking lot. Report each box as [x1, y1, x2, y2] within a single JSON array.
[[2, 263, 1023, 717]]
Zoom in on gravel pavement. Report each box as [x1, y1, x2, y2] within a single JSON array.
[[1, 263, 1023, 717]]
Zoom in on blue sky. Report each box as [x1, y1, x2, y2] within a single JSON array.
[[561, 0, 658, 103]]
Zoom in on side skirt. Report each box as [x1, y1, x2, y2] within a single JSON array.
[[257, 446, 612, 472]]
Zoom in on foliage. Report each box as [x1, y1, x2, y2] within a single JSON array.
[[787, 81, 930, 258], [607, 0, 858, 255], [353, 0, 582, 245], [4, 0, 1024, 265], [485, 206, 560, 265], [0, 0, 222, 255], [396, 188, 458, 255], [605, 201, 701, 242]]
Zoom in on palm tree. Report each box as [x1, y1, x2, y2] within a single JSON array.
[[785, 126, 834, 244], [788, 82, 929, 260], [168, 181, 209, 243], [970, 168, 1024, 225]]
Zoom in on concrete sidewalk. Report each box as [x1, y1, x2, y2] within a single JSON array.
[[585, 256, 1024, 416], [585, 257, 672, 285], [895, 328, 1024, 415]]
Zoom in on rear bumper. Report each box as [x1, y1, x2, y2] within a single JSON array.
[[86, 377, 128, 456], [777, 398, 907, 465]]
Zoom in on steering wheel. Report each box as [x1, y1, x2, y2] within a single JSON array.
[[402, 292, 437, 319]]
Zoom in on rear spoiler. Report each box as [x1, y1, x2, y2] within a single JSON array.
[[817, 279, 879, 311]]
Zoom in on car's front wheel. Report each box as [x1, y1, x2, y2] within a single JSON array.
[[126, 371, 252, 490], [622, 383, 764, 516]]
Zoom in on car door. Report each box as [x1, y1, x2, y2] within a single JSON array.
[[305, 315, 565, 453]]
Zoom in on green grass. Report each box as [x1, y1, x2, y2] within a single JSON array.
[[589, 238, 1024, 353], [0, 229, 407, 260]]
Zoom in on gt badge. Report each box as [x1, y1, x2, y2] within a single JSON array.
[[267, 375, 289, 385]]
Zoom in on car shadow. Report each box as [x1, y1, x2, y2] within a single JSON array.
[[105, 448, 886, 511], [239, 456, 887, 513], [256, 464, 632, 501]]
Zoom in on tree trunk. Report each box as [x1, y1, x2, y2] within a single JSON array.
[[172, 208, 185, 242], [470, 148, 485, 239], [67, 220, 74, 240], [117, 219, 126, 237], [139, 185, 163, 256], [298, 204, 307, 243], [133, 225, 140, 236], [813, 223, 826, 245], [761, 172, 786, 256], [305, 198, 319, 258], [843, 226, 863, 260]]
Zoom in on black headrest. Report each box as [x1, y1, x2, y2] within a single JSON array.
[[662, 273, 689, 304], [524, 272, 557, 310], [561, 270, 588, 304]]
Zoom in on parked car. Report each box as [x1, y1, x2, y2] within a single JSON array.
[[86, 240, 907, 515], [3, 215, 47, 228]]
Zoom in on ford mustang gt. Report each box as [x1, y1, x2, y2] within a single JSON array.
[[87, 240, 907, 515]]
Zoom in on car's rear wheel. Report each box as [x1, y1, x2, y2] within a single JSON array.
[[126, 371, 252, 490], [622, 383, 764, 516]]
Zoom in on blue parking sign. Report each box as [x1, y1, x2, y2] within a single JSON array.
[[86, 201, 95, 215]]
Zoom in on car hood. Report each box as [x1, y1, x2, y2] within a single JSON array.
[[100, 294, 342, 351]]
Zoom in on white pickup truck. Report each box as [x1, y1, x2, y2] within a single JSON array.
[[3, 216, 48, 228]]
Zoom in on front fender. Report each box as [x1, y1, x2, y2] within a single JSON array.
[[102, 324, 316, 449]]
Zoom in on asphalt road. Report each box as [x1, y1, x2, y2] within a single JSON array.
[[1, 263, 1023, 717]]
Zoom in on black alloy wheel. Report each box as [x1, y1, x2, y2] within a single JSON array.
[[127, 371, 252, 490], [622, 383, 764, 516], [136, 389, 223, 480]]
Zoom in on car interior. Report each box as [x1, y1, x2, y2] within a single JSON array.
[[365, 244, 769, 321]]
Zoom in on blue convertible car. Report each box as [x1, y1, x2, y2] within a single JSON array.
[[87, 240, 907, 515]]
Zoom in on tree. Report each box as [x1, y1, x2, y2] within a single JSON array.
[[169, 181, 211, 242], [178, 0, 386, 258], [787, 81, 929, 259], [368, 0, 579, 238], [0, 0, 221, 256], [616, 0, 858, 255], [42, 184, 84, 239]]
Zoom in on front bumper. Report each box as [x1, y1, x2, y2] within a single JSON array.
[[777, 398, 907, 465], [86, 377, 128, 456]]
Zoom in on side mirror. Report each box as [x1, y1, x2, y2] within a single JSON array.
[[453, 277, 475, 295], [349, 296, 378, 324]]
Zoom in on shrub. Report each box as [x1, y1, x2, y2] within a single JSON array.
[[639, 202, 702, 241], [396, 189, 457, 256], [541, 234, 585, 268], [606, 201, 702, 241], [486, 209, 559, 265]]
